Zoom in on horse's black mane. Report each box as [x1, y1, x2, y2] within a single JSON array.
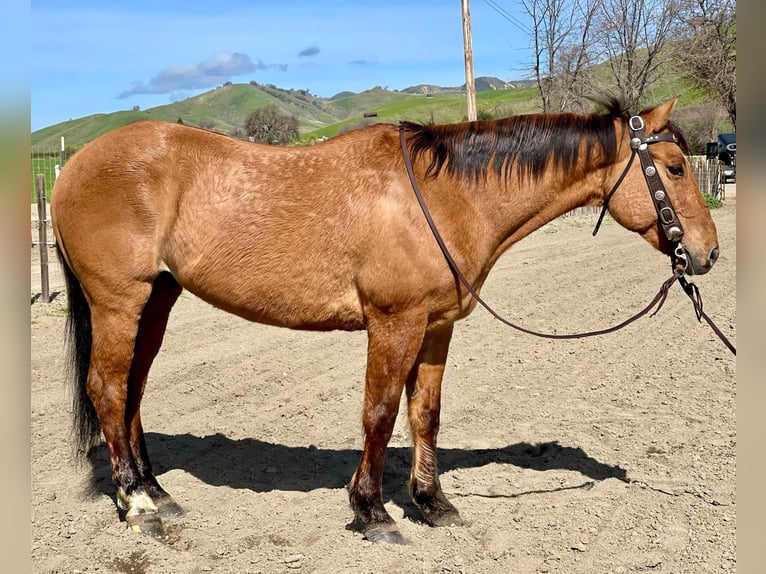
[[402, 98, 687, 182]]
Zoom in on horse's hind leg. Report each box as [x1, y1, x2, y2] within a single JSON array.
[[125, 272, 183, 522], [405, 323, 463, 527], [85, 283, 166, 535], [86, 273, 183, 537]]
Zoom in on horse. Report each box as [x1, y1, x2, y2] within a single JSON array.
[[51, 96, 719, 544]]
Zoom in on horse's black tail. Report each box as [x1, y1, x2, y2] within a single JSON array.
[[57, 246, 101, 461]]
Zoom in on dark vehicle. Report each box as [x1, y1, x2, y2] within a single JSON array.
[[707, 133, 736, 183], [705, 134, 736, 199]]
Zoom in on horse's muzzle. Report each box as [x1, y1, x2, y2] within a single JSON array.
[[682, 245, 719, 276]]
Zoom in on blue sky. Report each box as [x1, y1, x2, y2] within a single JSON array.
[[30, 1, 533, 131]]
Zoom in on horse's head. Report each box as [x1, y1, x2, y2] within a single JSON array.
[[605, 97, 719, 275]]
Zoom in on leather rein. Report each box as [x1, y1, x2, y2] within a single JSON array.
[[398, 119, 735, 355]]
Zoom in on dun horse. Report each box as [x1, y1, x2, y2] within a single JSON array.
[[52, 97, 719, 543]]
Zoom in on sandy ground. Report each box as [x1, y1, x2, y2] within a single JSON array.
[[30, 192, 736, 573]]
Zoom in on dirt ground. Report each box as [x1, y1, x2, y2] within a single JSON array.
[[30, 191, 736, 574]]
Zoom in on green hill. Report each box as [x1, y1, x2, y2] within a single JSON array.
[[31, 77, 534, 151], [302, 86, 541, 141], [32, 82, 342, 151]]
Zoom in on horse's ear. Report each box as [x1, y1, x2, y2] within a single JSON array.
[[639, 96, 680, 134]]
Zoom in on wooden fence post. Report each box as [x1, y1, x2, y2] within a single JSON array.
[[35, 174, 50, 303]]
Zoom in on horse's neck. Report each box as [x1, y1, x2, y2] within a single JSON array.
[[468, 168, 606, 267]]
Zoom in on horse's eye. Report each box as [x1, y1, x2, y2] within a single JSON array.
[[668, 165, 685, 177]]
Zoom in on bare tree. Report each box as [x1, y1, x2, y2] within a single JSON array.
[[594, 0, 682, 111], [522, 0, 599, 112], [518, 0, 733, 123], [521, 0, 553, 112], [677, 0, 736, 128], [553, 0, 600, 111]]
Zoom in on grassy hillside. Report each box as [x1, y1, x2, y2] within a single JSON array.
[[301, 87, 540, 141], [32, 83, 344, 151], [31, 80, 538, 152], [323, 87, 413, 119]]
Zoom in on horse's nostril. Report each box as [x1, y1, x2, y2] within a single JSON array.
[[710, 247, 720, 262]]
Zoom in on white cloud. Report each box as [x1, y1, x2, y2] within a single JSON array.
[[118, 52, 286, 98]]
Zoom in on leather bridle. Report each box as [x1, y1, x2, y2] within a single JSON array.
[[398, 120, 735, 355], [592, 114, 688, 275]]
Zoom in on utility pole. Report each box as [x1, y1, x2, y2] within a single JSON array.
[[461, 0, 477, 121]]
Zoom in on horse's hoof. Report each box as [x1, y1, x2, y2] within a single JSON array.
[[415, 494, 464, 527], [364, 526, 406, 545], [126, 513, 165, 538], [156, 498, 185, 520], [429, 510, 464, 527]]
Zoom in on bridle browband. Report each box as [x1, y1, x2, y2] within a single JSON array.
[[397, 120, 735, 355]]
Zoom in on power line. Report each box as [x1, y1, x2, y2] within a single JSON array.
[[483, 0, 531, 35]]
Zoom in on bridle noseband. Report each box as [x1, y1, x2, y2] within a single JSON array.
[[592, 114, 688, 275]]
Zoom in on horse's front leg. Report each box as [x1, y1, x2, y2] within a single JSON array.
[[405, 323, 463, 527], [348, 309, 428, 544]]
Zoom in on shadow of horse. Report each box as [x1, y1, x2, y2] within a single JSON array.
[[86, 433, 626, 521]]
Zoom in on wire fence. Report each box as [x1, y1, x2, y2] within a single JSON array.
[[30, 137, 77, 202], [688, 155, 727, 200], [30, 139, 67, 250]]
